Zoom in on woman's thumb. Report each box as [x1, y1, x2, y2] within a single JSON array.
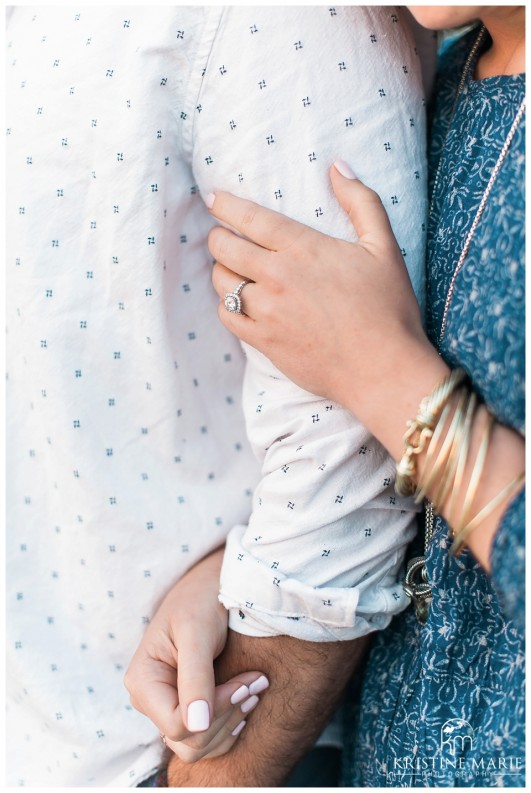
[[176, 630, 218, 733], [330, 160, 394, 242]]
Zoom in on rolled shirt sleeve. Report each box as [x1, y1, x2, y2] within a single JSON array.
[[189, 5, 433, 639], [219, 353, 418, 640]]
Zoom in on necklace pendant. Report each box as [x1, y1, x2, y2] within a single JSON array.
[[403, 555, 432, 625]]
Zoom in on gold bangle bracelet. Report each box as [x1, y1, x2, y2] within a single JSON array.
[[454, 410, 494, 535], [450, 471, 525, 556], [429, 388, 469, 510], [446, 390, 477, 526], [396, 368, 467, 497], [413, 399, 454, 504]]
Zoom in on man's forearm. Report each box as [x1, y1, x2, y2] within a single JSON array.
[[167, 629, 370, 787]]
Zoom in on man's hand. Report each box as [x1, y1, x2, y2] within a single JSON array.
[[167, 629, 370, 786], [124, 547, 268, 762]]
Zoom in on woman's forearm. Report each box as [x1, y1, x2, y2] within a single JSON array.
[[207, 178, 524, 574]]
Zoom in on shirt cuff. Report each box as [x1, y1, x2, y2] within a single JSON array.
[[219, 524, 410, 642]]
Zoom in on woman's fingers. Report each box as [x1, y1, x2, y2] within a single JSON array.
[[175, 621, 227, 734], [163, 673, 268, 762], [127, 625, 219, 742], [330, 162, 396, 245], [124, 653, 183, 740], [207, 166, 395, 266], [206, 191, 308, 252], [209, 167, 401, 342], [206, 166, 418, 412], [165, 717, 246, 764], [208, 226, 268, 281], [211, 262, 259, 320], [167, 709, 250, 764]]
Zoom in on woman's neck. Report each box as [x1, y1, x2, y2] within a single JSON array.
[[476, 7, 525, 79]]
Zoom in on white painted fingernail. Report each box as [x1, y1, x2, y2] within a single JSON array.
[[249, 675, 269, 695], [232, 719, 247, 737], [205, 193, 216, 209], [187, 700, 210, 732], [230, 684, 250, 705], [334, 159, 357, 180], [241, 694, 259, 714]]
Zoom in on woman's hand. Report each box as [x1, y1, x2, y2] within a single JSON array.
[[209, 162, 447, 459], [124, 547, 268, 762], [208, 165, 525, 573]]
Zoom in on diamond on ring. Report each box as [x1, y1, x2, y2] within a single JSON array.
[[160, 733, 167, 747], [224, 280, 250, 314]]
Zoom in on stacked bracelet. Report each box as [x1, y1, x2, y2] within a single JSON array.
[[429, 389, 477, 513], [449, 471, 525, 555], [395, 368, 467, 497], [396, 368, 525, 557]]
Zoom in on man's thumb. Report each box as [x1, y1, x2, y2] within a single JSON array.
[[330, 160, 394, 241]]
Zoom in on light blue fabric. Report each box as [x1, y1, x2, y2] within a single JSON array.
[[344, 28, 525, 787]]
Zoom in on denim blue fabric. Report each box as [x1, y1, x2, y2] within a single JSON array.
[[344, 28, 525, 788]]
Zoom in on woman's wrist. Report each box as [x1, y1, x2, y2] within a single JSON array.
[[366, 359, 525, 571], [161, 545, 225, 615], [340, 331, 450, 462], [455, 416, 524, 570]]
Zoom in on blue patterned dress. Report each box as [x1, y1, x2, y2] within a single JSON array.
[[344, 28, 525, 788]]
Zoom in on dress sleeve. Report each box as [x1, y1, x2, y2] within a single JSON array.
[[489, 489, 525, 632], [189, 5, 432, 640]]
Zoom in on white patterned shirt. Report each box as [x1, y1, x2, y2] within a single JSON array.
[[6, 5, 432, 786]]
